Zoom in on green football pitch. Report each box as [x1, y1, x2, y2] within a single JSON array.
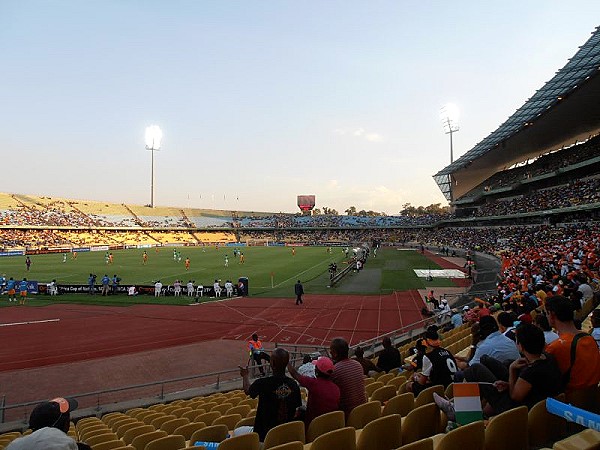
[[0, 246, 455, 306]]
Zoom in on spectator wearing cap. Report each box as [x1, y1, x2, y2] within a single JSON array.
[[288, 356, 340, 427], [406, 328, 457, 395], [330, 337, 366, 419], [7, 397, 90, 450]]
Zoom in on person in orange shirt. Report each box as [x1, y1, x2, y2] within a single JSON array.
[[545, 296, 600, 399], [184, 257, 190, 271], [248, 333, 270, 376]]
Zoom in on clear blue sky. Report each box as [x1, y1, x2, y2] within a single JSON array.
[[1, 2, 598, 214]]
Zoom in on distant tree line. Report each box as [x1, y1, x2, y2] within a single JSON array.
[[306, 203, 449, 217]]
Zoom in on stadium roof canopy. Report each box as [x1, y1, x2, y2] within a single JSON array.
[[434, 26, 600, 202]]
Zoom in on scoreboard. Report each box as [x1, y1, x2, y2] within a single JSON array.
[[297, 195, 316, 212]]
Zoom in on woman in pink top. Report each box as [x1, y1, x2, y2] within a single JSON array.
[[288, 356, 341, 427]]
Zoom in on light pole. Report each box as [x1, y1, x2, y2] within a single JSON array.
[[145, 125, 163, 208], [440, 103, 460, 163]]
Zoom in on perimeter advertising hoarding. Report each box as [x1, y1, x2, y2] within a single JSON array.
[[297, 195, 316, 211], [0, 250, 25, 257]]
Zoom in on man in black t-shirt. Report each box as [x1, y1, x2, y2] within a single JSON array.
[[239, 347, 301, 441], [377, 337, 402, 372], [407, 328, 457, 395]]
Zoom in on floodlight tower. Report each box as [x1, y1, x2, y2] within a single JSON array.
[[145, 125, 163, 208], [440, 103, 460, 163]]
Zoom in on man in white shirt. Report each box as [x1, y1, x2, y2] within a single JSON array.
[[577, 277, 594, 306], [187, 280, 195, 297], [196, 283, 204, 298], [154, 280, 163, 297], [213, 280, 222, 297], [47, 280, 58, 296], [225, 280, 234, 297]]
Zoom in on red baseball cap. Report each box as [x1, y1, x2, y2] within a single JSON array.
[[313, 356, 335, 375]]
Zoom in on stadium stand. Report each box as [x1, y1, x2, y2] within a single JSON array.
[[2, 26, 600, 450]]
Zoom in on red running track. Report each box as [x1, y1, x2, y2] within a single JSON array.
[[0, 291, 426, 372]]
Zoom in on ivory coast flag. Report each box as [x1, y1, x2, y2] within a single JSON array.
[[453, 383, 483, 425]]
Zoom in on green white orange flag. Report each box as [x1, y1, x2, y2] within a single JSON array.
[[453, 383, 483, 425]]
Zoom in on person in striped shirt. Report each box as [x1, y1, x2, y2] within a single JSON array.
[[330, 337, 366, 418]]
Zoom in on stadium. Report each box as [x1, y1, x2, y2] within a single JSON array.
[[1, 12, 600, 450]]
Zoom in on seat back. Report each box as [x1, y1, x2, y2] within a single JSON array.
[[144, 434, 186, 450], [263, 441, 303, 450], [122, 425, 154, 445], [196, 411, 221, 426], [160, 417, 190, 435], [306, 410, 345, 443], [528, 398, 567, 448], [413, 385, 445, 408], [150, 415, 177, 429], [310, 427, 357, 450], [437, 420, 484, 450], [225, 405, 252, 417], [217, 432, 260, 450], [142, 413, 164, 425], [170, 407, 193, 418], [484, 405, 528, 450], [370, 385, 398, 403], [377, 373, 395, 385], [212, 403, 235, 415], [182, 410, 204, 421], [398, 437, 433, 450], [111, 417, 139, 432], [190, 424, 229, 444], [235, 416, 255, 428], [356, 414, 402, 450], [173, 422, 206, 440], [85, 432, 119, 446], [116, 420, 145, 438], [263, 420, 306, 449], [386, 376, 407, 390], [213, 414, 242, 430], [401, 403, 441, 445], [382, 393, 414, 417], [93, 440, 126, 450], [130, 430, 167, 450], [79, 424, 111, 442], [553, 429, 600, 450], [347, 401, 382, 429], [365, 382, 385, 398]]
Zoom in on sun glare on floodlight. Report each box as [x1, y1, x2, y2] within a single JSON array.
[[440, 103, 460, 133], [145, 125, 163, 150]]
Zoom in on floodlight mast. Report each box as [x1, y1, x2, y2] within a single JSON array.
[[145, 125, 163, 208], [440, 104, 460, 163]]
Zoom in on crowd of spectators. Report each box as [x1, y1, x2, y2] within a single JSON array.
[[234, 213, 446, 228], [461, 134, 600, 199], [472, 176, 600, 217]]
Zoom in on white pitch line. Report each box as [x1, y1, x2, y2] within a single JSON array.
[[0, 319, 60, 327], [273, 257, 337, 288]]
